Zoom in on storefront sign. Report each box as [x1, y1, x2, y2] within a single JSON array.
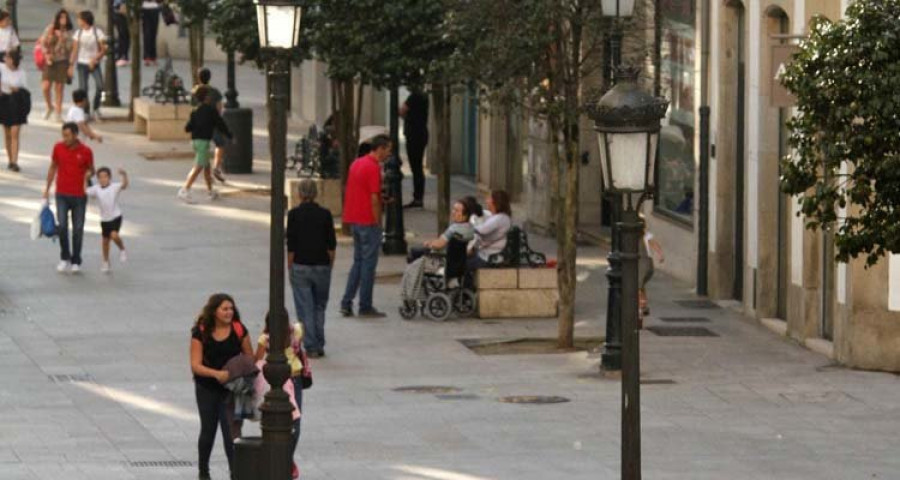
[[771, 44, 799, 107]]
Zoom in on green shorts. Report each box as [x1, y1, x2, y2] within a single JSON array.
[[192, 139, 212, 167]]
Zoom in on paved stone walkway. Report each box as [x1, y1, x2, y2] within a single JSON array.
[[0, 2, 899, 479]]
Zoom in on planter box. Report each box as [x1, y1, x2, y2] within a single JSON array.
[[133, 97, 191, 141], [286, 177, 343, 216]]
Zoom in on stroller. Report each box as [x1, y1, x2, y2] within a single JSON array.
[[399, 237, 477, 321]]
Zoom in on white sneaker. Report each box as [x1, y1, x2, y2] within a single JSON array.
[[43, 110, 52, 120], [119, 250, 128, 263], [208, 189, 219, 201], [177, 188, 195, 204], [101, 261, 110, 273], [56, 261, 71, 273], [70, 264, 81, 274]]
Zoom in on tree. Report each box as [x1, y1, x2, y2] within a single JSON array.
[[450, 0, 619, 348], [208, 0, 261, 67], [126, 0, 141, 120], [780, 1, 900, 266], [175, 0, 210, 84]]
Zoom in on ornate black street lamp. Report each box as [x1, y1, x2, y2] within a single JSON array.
[[600, 0, 636, 372], [102, 0, 122, 108], [382, 86, 407, 255], [589, 66, 667, 480], [249, 2, 303, 479]]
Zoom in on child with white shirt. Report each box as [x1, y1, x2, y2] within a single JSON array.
[[66, 89, 102, 142], [86, 167, 128, 273]]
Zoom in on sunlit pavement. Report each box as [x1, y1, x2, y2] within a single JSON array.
[[2, 2, 900, 480]]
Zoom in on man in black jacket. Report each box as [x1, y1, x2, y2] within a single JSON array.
[[287, 178, 337, 357], [178, 86, 232, 204], [401, 88, 429, 209]]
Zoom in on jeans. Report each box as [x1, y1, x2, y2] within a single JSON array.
[[56, 194, 87, 265], [290, 264, 332, 352], [76, 63, 104, 112], [406, 134, 428, 202], [341, 225, 382, 312], [195, 383, 234, 477], [291, 377, 304, 455], [114, 12, 130, 60], [142, 7, 160, 60]]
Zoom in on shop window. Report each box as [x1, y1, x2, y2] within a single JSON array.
[[656, 0, 696, 224]]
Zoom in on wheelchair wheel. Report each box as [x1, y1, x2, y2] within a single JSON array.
[[399, 301, 418, 320], [454, 290, 477, 318], [424, 293, 452, 322]]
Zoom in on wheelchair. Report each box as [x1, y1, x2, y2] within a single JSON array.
[[399, 237, 477, 322]]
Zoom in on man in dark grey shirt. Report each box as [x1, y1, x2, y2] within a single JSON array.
[[286, 179, 337, 357]]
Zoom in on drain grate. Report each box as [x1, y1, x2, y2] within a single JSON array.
[[436, 394, 480, 401], [641, 379, 677, 385], [393, 386, 461, 394], [49, 374, 95, 383], [659, 317, 710, 323], [646, 326, 719, 337], [129, 460, 193, 468], [674, 299, 721, 309], [498, 395, 570, 405]]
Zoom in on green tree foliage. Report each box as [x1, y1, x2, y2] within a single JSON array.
[[208, 0, 260, 65], [780, 1, 900, 265], [174, 0, 211, 83]]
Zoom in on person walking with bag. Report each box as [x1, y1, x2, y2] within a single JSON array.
[[0, 49, 28, 172], [287, 179, 336, 357], [69, 11, 107, 118], [42, 122, 95, 273], [40, 9, 74, 123], [340, 134, 392, 318], [189, 293, 253, 480]]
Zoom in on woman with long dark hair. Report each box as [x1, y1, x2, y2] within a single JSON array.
[[189, 293, 253, 480], [41, 9, 74, 122]]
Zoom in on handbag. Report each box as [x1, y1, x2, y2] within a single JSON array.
[[33, 43, 46, 70], [161, 3, 177, 26], [299, 349, 313, 390]]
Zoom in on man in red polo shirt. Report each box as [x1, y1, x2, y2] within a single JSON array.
[[340, 134, 392, 318], [42, 122, 95, 274]]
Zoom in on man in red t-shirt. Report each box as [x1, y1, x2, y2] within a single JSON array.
[[42, 122, 95, 273], [340, 134, 392, 318]]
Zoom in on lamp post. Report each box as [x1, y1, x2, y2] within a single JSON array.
[[247, 2, 303, 479], [102, 0, 122, 108], [600, 0, 636, 372], [589, 66, 667, 480], [382, 85, 408, 255]]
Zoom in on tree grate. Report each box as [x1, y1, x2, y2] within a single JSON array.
[[498, 395, 570, 405], [129, 460, 194, 468], [674, 299, 721, 309], [646, 326, 719, 337], [659, 317, 710, 323], [49, 374, 95, 383], [436, 394, 480, 401], [641, 379, 677, 385]]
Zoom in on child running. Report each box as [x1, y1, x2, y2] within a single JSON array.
[[86, 167, 128, 273], [66, 89, 102, 142], [178, 85, 232, 204]]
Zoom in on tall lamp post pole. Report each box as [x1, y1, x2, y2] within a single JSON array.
[[589, 66, 668, 480], [103, 0, 122, 107], [599, 0, 636, 372], [382, 85, 407, 255]]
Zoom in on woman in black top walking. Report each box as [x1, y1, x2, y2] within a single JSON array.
[[189, 293, 252, 480]]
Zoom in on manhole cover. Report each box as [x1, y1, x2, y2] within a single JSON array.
[[436, 394, 480, 401], [139, 151, 195, 161], [498, 396, 570, 405], [646, 326, 719, 337], [674, 299, 721, 309], [659, 317, 710, 323], [459, 337, 603, 355], [393, 386, 461, 394], [49, 374, 95, 383], [641, 379, 677, 385], [129, 460, 193, 468]]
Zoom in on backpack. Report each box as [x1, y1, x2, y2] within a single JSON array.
[[40, 204, 57, 238]]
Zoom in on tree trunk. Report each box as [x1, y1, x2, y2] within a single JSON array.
[[189, 23, 204, 84], [432, 83, 452, 234], [334, 79, 361, 235], [557, 130, 579, 349], [127, 2, 141, 121]]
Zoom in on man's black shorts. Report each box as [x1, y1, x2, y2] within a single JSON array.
[[100, 216, 123, 239]]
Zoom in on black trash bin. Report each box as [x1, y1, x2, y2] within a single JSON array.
[[223, 108, 254, 174]]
